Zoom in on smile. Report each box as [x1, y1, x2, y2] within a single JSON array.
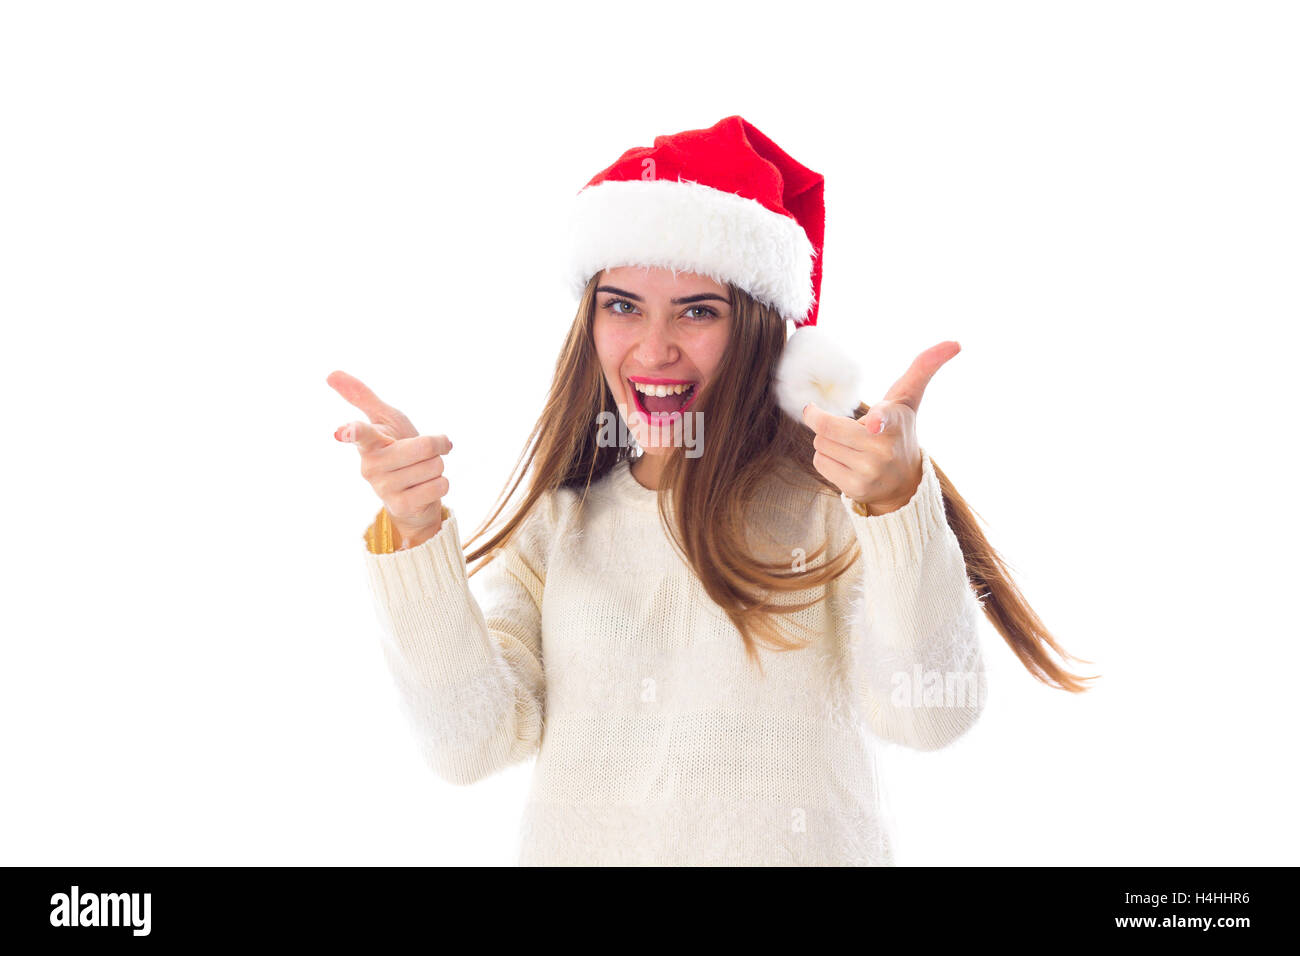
[[627, 377, 701, 422]]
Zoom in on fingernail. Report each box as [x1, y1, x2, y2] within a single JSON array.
[[343, 425, 355, 442], [876, 414, 888, 434]]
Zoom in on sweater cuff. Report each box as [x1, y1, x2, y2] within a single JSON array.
[[362, 507, 467, 606], [363, 505, 451, 555], [839, 447, 948, 569]]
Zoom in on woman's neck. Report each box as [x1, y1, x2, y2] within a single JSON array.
[[630, 454, 665, 490]]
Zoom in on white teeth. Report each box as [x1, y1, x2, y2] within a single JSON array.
[[632, 381, 693, 396]]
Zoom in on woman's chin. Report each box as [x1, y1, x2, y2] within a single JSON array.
[[628, 413, 691, 453]]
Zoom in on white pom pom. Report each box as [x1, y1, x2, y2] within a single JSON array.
[[773, 324, 862, 421]]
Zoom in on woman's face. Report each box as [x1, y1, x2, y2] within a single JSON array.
[[592, 266, 732, 455]]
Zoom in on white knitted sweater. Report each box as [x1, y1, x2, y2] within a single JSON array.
[[361, 447, 986, 866]]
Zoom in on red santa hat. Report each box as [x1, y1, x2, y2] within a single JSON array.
[[564, 115, 860, 419]]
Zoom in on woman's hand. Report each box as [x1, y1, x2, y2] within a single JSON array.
[[327, 370, 452, 547], [802, 341, 960, 516]]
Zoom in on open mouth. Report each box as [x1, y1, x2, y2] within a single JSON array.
[[628, 378, 700, 423]]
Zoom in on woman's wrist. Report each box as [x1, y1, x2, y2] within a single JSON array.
[[390, 510, 444, 550], [854, 497, 905, 517]]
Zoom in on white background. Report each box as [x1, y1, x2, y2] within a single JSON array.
[[2, 0, 1296, 866]]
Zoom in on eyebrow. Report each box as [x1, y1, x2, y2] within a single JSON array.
[[596, 285, 730, 306]]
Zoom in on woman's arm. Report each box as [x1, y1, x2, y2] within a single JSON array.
[[364, 504, 443, 554], [360, 497, 555, 785], [831, 447, 987, 751]]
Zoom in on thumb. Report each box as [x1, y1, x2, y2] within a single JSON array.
[[335, 420, 397, 453]]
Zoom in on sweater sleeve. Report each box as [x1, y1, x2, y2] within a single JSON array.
[[360, 496, 555, 785], [362, 504, 405, 555], [829, 447, 987, 751]]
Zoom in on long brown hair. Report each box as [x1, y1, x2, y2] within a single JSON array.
[[463, 274, 1098, 693]]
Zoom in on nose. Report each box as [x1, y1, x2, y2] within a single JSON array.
[[634, 318, 680, 368]]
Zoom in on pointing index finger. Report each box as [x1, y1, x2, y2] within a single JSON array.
[[346, 420, 396, 453]]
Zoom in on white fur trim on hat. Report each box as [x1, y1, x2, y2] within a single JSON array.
[[566, 178, 816, 322]]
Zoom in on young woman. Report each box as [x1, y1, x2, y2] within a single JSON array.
[[329, 116, 1095, 866]]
